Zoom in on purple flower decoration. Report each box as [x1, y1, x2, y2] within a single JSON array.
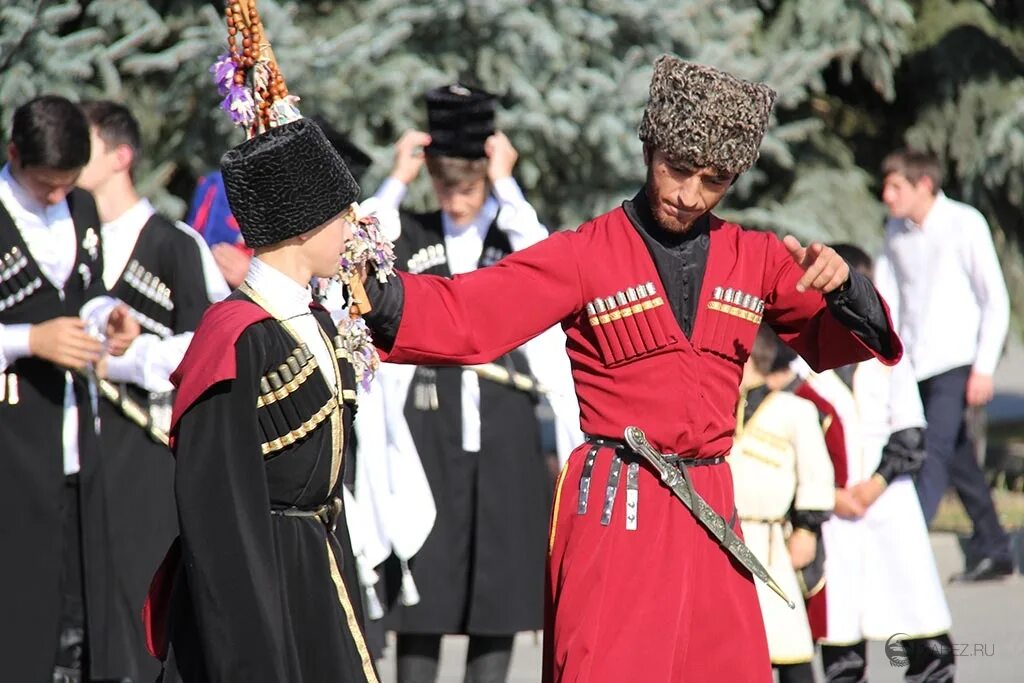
[[220, 84, 255, 127], [210, 52, 236, 95]]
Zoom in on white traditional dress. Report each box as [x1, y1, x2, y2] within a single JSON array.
[[731, 386, 835, 664], [805, 361, 951, 643]]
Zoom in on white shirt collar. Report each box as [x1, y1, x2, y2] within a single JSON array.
[[245, 256, 314, 319], [103, 198, 155, 235], [902, 191, 948, 232]]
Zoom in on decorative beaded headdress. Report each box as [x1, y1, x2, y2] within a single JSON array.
[[212, 0, 395, 388]]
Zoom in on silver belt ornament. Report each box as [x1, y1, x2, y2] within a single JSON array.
[[624, 426, 795, 609]]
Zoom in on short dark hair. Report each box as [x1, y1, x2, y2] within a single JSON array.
[[425, 155, 488, 188], [80, 100, 141, 172], [829, 243, 873, 274], [881, 148, 943, 194], [10, 95, 90, 171], [750, 326, 797, 376]]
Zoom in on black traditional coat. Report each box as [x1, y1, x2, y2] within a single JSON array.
[[100, 212, 211, 682], [383, 210, 551, 635], [148, 288, 378, 682], [0, 190, 129, 681]]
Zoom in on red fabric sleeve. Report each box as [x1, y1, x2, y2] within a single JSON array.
[[761, 233, 902, 371], [381, 230, 584, 365]]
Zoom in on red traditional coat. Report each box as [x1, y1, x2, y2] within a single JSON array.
[[376, 206, 900, 682]]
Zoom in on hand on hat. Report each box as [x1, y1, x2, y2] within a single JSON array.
[[485, 132, 518, 182], [783, 235, 850, 294], [390, 130, 432, 185]]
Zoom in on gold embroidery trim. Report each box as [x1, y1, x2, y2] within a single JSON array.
[[261, 395, 338, 456], [342, 389, 358, 402], [588, 316, 600, 327], [256, 355, 319, 407], [707, 300, 763, 324], [548, 459, 572, 555], [325, 539, 380, 682]]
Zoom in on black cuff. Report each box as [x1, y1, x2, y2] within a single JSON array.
[[824, 269, 895, 359], [363, 272, 404, 352], [791, 509, 831, 533], [876, 427, 926, 483]]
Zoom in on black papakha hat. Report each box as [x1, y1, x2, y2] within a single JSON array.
[[221, 118, 360, 248], [424, 84, 497, 159]]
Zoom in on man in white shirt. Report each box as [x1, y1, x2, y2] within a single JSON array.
[[876, 148, 1013, 582], [0, 95, 139, 682], [373, 84, 581, 683]]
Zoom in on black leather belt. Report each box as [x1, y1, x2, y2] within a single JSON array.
[[585, 435, 726, 467], [270, 497, 341, 531]]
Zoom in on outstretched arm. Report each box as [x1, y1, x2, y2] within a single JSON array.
[[365, 230, 584, 366]]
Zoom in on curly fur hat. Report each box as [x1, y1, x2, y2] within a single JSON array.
[[221, 118, 360, 248], [638, 55, 777, 175]]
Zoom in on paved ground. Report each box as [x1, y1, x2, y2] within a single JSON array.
[[376, 532, 1024, 682]]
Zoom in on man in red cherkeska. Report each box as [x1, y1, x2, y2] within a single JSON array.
[[362, 55, 903, 682]]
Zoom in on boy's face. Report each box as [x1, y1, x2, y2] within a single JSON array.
[[304, 211, 354, 279], [76, 127, 120, 193], [7, 143, 81, 207], [881, 172, 932, 220], [431, 176, 488, 226]]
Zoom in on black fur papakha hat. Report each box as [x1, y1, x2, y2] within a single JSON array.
[[424, 84, 497, 159], [638, 55, 777, 175], [221, 118, 360, 248]]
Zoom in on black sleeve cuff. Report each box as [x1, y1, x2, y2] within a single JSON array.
[[876, 427, 926, 482], [791, 509, 831, 533], [824, 269, 895, 358], [363, 271, 404, 352]]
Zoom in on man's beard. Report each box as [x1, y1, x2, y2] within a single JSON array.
[[644, 171, 695, 234]]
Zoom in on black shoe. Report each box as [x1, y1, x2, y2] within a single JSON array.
[[949, 557, 1014, 583]]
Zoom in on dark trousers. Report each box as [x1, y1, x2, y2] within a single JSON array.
[[915, 366, 1011, 564], [775, 661, 816, 683], [55, 475, 86, 679], [821, 635, 956, 682], [396, 634, 514, 683]]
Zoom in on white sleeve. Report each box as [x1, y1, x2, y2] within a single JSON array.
[[358, 195, 402, 243], [175, 221, 231, 302], [492, 177, 550, 251], [888, 359, 926, 433], [373, 177, 409, 213], [873, 251, 901, 332], [0, 323, 32, 372], [522, 325, 582, 466], [102, 332, 194, 393], [963, 211, 1010, 375]]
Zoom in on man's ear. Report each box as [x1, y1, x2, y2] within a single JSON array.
[[115, 144, 134, 174]]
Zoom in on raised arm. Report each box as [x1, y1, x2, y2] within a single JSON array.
[[365, 229, 584, 366], [764, 234, 901, 371]]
